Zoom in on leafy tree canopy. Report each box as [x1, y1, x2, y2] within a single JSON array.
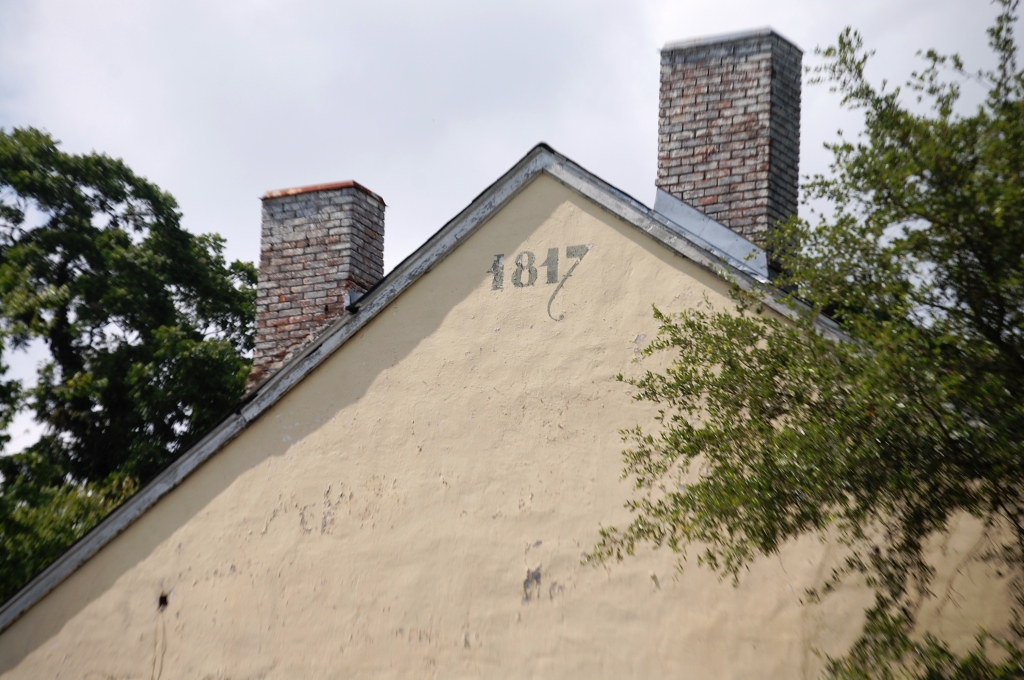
[[0, 127, 256, 602], [590, 2, 1024, 677]]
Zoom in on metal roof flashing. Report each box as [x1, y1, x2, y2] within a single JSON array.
[[652, 189, 769, 281]]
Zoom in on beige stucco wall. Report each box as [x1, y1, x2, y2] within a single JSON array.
[[0, 175, 1008, 679]]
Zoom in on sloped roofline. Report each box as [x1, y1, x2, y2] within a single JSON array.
[[0, 143, 844, 633]]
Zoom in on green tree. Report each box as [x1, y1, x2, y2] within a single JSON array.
[[590, 3, 1024, 677], [0, 127, 256, 603]]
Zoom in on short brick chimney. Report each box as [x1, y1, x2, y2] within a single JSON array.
[[657, 29, 801, 243], [250, 181, 385, 386]]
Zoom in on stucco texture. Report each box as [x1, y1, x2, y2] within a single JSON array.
[[0, 175, 1009, 679]]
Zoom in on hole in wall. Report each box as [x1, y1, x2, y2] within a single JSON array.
[[158, 593, 168, 611]]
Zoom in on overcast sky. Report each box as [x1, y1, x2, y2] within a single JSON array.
[[0, 0, 1005, 448]]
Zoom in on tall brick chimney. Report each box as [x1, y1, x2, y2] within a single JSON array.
[[657, 29, 801, 243], [250, 181, 385, 386]]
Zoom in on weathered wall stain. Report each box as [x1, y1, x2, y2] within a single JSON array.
[[522, 567, 542, 604]]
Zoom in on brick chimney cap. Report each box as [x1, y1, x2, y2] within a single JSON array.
[[261, 180, 385, 206], [662, 27, 801, 54]]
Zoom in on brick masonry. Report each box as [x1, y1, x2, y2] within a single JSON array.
[[657, 30, 801, 243], [250, 181, 385, 387]]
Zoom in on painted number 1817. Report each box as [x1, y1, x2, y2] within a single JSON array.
[[488, 244, 592, 321]]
